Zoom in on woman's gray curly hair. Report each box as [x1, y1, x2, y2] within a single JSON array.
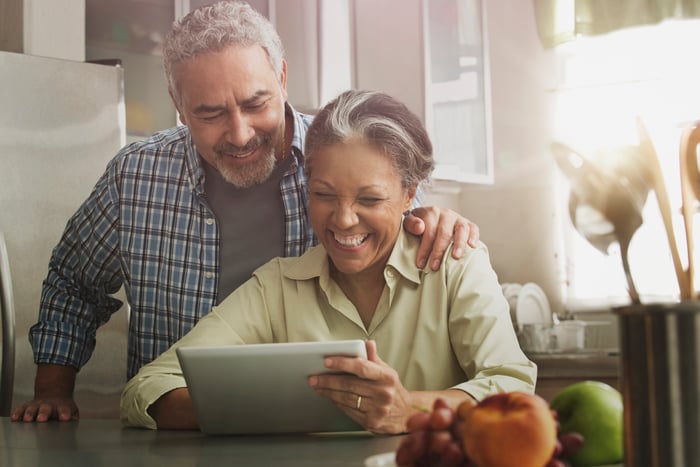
[[163, 1, 284, 102], [304, 90, 434, 190]]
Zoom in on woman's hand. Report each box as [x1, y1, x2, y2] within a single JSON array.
[[403, 207, 479, 271], [308, 340, 415, 434]]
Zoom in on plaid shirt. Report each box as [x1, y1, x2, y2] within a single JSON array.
[[30, 106, 316, 378]]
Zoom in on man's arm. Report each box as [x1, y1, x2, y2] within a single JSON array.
[[404, 207, 480, 271], [18, 167, 125, 422], [10, 364, 79, 422]]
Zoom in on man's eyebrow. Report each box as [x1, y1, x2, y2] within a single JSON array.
[[240, 90, 271, 106], [192, 103, 226, 115], [191, 90, 272, 115]]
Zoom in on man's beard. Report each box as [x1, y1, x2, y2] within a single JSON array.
[[214, 135, 278, 189]]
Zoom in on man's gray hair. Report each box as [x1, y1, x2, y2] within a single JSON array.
[[163, 1, 284, 100]]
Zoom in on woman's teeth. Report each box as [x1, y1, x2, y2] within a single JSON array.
[[334, 233, 368, 247]]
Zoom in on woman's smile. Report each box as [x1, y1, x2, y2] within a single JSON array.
[[332, 232, 370, 249]]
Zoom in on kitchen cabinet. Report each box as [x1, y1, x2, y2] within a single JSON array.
[[530, 352, 621, 401], [536, 376, 621, 402], [86, 0, 177, 141], [0, 0, 85, 61], [0, 0, 23, 54]]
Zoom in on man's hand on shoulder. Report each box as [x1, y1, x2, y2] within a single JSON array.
[[403, 207, 480, 271]]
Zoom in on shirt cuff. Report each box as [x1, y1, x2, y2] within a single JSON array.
[[120, 374, 187, 430]]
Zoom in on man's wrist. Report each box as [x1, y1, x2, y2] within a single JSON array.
[[34, 363, 78, 398]]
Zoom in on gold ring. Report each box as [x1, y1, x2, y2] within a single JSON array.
[[356, 395, 362, 410]]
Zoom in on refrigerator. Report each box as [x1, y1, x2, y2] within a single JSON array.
[[0, 51, 128, 417]]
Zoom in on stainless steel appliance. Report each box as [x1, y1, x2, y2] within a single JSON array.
[[0, 51, 128, 417], [0, 230, 15, 416]]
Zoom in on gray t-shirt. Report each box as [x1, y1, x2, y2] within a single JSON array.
[[203, 156, 293, 304]]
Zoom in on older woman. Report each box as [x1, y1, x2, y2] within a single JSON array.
[[120, 90, 536, 434]]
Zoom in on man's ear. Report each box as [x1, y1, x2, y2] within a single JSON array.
[[168, 87, 187, 126], [279, 59, 288, 101]]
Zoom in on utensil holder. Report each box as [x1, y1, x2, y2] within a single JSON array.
[[614, 302, 700, 467]]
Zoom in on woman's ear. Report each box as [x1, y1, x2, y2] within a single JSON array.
[[404, 185, 418, 211]]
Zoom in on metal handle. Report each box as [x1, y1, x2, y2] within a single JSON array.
[[0, 231, 16, 416]]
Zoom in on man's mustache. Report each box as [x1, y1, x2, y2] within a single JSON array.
[[215, 135, 270, 155]]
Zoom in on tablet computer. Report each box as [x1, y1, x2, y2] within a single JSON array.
[[176, 339, 368, 435]]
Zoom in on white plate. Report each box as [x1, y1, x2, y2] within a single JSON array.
[[516, 282, 551, 326], [364, 450, 621, 467], [501, 282, 523, 325], [364, 451, 397, 467]]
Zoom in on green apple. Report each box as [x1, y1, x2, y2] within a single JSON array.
[[550, 381, 623, 467]]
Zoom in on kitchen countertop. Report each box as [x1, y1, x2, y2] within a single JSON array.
[[0, 417, 404, 467], [528, 350, 622, 401]]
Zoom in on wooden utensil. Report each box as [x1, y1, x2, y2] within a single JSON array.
[[636, 117, 691, 300], [679, 121, 700, 300]]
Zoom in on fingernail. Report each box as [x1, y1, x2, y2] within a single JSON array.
[[308, 376, 317, 386], [453, 246, 463, 257], [431, 258, 441, 270]]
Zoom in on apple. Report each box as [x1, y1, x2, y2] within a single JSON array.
[[550, 381, 623, 467], [458, 392, 557, 467]]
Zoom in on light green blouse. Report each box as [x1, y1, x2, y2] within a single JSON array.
[[120, 229, 537, 429]]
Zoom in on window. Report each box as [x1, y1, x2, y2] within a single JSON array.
[[553, 19, 700, 306], [424, 0, 493, 183]]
